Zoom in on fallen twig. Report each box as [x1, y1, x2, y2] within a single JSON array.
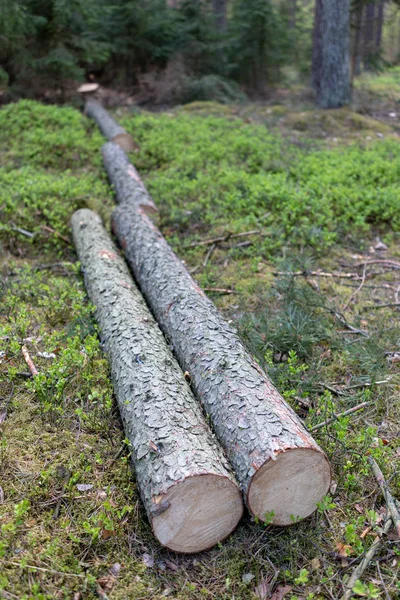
[[368, 457, 400, 538], [331, 310, 368, 336], [21, 345, 38, 377], [273, 270, 360, 280], [340, 517, 392, 600], [343, 262, 367, 311], [188, 229, 260, 248], [203, 243, 216, 268], [351, 259, 400, 269], [1, 560, 85, 578], [310, 401, 374, 432], [40, 225, 71, 245], [203, 287, 240, 295], [11, 225, 35, 238], [362, 302, 400, 311]]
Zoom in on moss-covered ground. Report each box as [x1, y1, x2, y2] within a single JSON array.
[[1, 83, 400, 599]]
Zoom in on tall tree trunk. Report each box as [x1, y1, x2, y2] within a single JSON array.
[[312, 0, 351, 108], [375, 0, 384, 51], [111, 203, 332, 525], [363, 3, 376, 70], [71, 209, 243, 553], [351, 3, 364, 83], [311, 0, 323, 96], [212, 0, 227, 31]]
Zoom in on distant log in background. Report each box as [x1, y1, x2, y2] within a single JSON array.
[[102, 142, 157, 214], [71, 209, 243, 553], [85, 99, 135, 152], [112, 203, 332, 525]]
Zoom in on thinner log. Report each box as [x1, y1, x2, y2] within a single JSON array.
[[102, 142, 157, 214], [71, 209, 243, 553], [111, 203, 332, 525], [85, 99, 135, 152]]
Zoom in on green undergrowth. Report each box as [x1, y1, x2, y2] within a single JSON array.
[[354, 66, 400, 102], [121, 107, 400, 253], [1, 99, 400, 599]]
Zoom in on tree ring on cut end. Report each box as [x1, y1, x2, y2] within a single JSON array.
[[247, 448, 331, 525], [152, 474, 243, 553]]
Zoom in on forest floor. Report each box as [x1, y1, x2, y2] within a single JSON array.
[[1, 73, 400, 600]]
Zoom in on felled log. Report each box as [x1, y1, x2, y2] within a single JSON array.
[[71, 209, 243, 552], [102, 142, 157, 214], [85, 99, 135, 152], [112, 204, 332, 525]]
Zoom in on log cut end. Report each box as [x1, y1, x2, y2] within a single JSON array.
[[247, 449, 331, 525], [112, 132, 136, 153], [152, 474, 243, 553]]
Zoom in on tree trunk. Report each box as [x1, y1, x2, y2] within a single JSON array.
[[102, 142, 158, 214], [71, 209, 243, 553], [111, 204, 332, 525], [311, 0, 323, 96], [312, 0, 351, 108], [213, 0, 227, 31], [85, 100, 135, 152], [375, 0, 384, 51], [351, 3, 364, 83], [363, 3, 376, 70]]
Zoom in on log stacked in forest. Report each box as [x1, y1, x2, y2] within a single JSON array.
[[102, 141, 157, 214], [112, 203, 332, 525], [85, 99, 135, 152], [71, 208, 243, 553]]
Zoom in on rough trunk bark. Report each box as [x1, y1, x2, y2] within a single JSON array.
[[102, 142, 157, 214], [71, 209, 243, 553], [311, 0, 323, 96], [363, 3, 376, 70], [375, 1, 384, 51], [85, 100, 135, 152], [312, 0, 351, 108], [111, 203, 331, 525], [351, 4, 364, 83]]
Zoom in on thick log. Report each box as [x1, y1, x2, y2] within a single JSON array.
[[102, 142, 157, 214], [112, 204, 332, 525], [85, 99, 135, 152], [71, 209, 243, 552]]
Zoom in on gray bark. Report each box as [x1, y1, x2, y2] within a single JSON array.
[[363, 3, 376, 70], [111, 203, 331, 524], [312, 0, 351, 108], [71, 208, 242, 552], [102, 142, 157, 214], [85, 100, 135, 152]]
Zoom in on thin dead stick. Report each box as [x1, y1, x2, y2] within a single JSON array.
[[351, 259, 400, 269], [203, 243, 216, 268], [340, 517, 392, 600], [40, 225, 71, 245], [203, 287, 240, 295], [368, 457, 400, 538], [362, 302, 400, 311], [273, 270, 360, 280], [331, 310, 368, 336], [310, 401, 374, 432], [1, 560, 85, 578], [343, 262, 367, 311], [188, 230, 260, 248], [21, 345, 38, 377], [344, 379, 390, 390]]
